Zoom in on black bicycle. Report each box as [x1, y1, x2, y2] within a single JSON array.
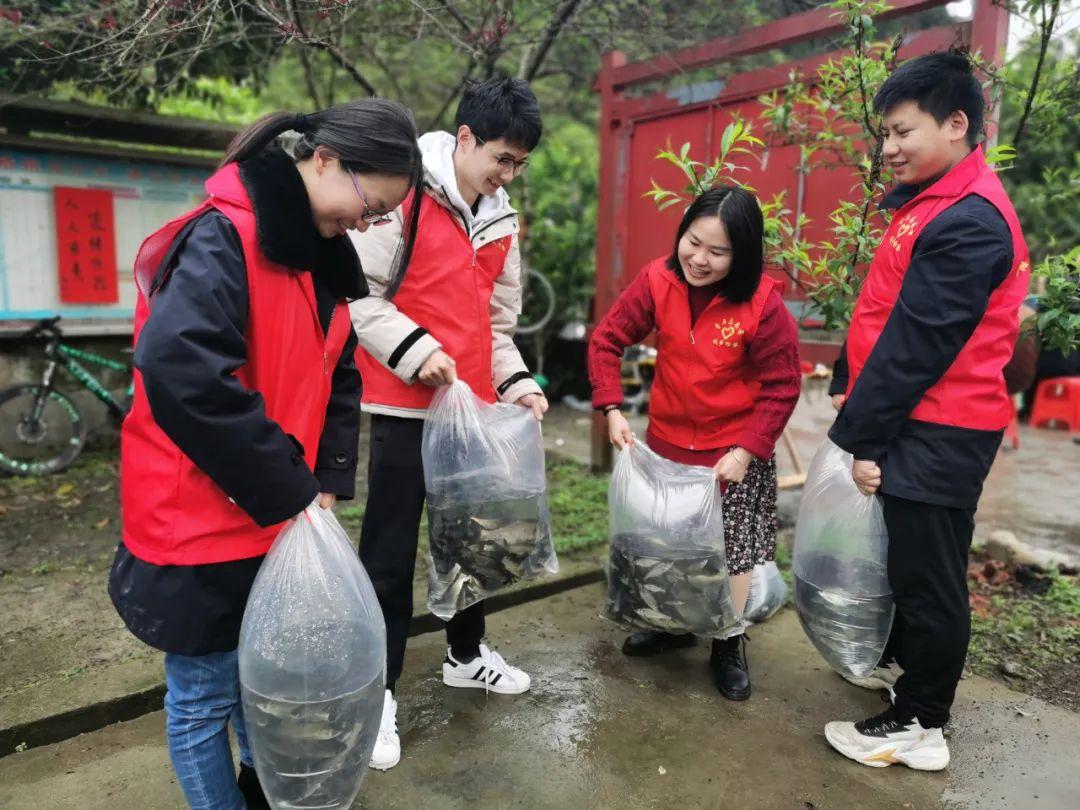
[[0, 316, 132, 476]]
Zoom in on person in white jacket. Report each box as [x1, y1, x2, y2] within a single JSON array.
[[348, 77, 547, 771]]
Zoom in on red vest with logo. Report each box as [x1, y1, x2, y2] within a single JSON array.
[[646, 258, 783, 450], [845, 147, 1030, 431], [356, 193, 510, 410], [121, 163, 352, 566]]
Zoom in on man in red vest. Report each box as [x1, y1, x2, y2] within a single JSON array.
[[348, 77, 547, 770], [822, 52, 1030, 771]]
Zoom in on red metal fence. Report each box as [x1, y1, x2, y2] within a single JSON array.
[[592, 0, 1010, 361], [587, 0, 1009, 467]]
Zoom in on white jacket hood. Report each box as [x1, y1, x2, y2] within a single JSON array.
[[419, 131, 515, 232]]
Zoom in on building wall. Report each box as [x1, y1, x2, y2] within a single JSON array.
[[0, 147, 209, 336]]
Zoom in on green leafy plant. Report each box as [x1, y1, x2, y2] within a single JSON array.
[[1030, 247, 1080, 357], [643, 0, 1080, 353], [644, 118, 764, 209]]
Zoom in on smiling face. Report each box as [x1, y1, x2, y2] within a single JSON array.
[[677, 215, 734, 287], [881, 100, 972, 187], [453, 125, 530, 205], [299, 149, 411, 238]]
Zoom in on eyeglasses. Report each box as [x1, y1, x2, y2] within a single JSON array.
[[348, 171, 394, 226], [474, 135, 529, 175]]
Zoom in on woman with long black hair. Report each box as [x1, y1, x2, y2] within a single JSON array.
[[109, 99, 422, 808]]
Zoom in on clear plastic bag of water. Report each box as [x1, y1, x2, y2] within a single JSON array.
[[239, 503, 386, 810], [422, 380, 557, 621], [602, 442, 739, 636], [744, 561, 788, 623], [793, 439, 893, 678]]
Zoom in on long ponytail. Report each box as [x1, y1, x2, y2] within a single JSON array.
[[219, 100, 423, 299], [219, 111, 301, 167]]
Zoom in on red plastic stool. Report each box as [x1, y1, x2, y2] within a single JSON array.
[[1030, 376, 1080, 432]]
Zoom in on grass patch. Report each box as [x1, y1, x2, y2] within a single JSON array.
[[547, 457, 610, 553], [967, 558, 1080, 709], [773, 531, 793, 583]]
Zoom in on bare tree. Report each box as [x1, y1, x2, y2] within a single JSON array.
[[0, 0, 822, 118]]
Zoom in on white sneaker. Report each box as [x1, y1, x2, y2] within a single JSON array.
[[825, 706, 950, 771], [442, 643, 531, 694], [368, 689, 400, 771], [841, 662, 902, 692]]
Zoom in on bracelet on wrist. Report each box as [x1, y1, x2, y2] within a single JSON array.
[[730, 448, 751, 467], [602, 405, 620, 415]]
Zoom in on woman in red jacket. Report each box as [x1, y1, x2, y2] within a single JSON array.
[[588, 185, 801, 700], [110, 100, 422, 808]]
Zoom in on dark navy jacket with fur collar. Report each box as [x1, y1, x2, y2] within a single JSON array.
[[109, 148, 364, 655]]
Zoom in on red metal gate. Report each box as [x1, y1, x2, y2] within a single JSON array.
[[589, 0, 1009, 466]]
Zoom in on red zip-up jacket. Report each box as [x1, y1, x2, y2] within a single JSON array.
[[589, 259, 801, 466]]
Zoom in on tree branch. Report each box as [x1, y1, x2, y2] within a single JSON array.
[[248, 1, 378, 96], [1012, 0, 1061, 150], [285, 0, 325, 107], [521, 0, 586, 81], [437, 0, 473, 35], [427, 61, 478, 132]]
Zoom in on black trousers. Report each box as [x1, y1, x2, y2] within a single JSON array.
[[359, 414, 485, 689], [881, 493, 975, 728]]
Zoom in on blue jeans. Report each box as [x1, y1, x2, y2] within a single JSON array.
[[164, 650, 252, 810]]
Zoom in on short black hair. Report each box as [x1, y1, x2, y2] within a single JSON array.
[[666, 185, 764, 304], [873, 51, 984, 148], [455, 76, 543, 151]]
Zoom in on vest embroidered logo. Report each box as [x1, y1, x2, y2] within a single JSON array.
[[712, 317, 746, 349], [1017, 259, 1029, 277], [888, 214, 919, 253]]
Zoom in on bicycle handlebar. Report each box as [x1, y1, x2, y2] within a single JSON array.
[[22, 316, 62, 339]]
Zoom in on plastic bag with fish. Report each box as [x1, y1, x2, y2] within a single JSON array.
[[602, 442, 739, 636], [743, 561, 789, 623], [238, 502, 386, 810], [423, 379, 557, 620], [793, 439, 893, 679]]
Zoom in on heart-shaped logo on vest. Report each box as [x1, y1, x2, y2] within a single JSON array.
[[721, 326, 735, 340]]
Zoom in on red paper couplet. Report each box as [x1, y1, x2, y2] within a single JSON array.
[[54, 187, 118, 304]]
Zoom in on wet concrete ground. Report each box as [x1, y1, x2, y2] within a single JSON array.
[[3, 583, 1077, 809]]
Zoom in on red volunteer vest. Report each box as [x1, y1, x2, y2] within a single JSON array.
[[646, 257, 782, 450], [121, 163, 352, 565], [845, 147, 1030, 431], [356, 192, 510, 410]]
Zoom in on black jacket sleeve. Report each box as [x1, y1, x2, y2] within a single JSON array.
[[829, 340, 849, 396], [829, 199, 1014, 461], [313, 325, 361, 499], [135, 212, 320, 527]]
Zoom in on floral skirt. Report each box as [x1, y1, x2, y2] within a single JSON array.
[[722, 454, 779, 576]]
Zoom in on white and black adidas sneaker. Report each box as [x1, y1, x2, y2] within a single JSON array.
[[825, 706, 950, 771], [442, 643, 531, 694]]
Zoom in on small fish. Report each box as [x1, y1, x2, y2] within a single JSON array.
[[602, 535, 738, 635], [428, 494, 555, 617]]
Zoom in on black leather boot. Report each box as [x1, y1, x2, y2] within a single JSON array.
[[710, 633, 751, 701], [237, 762, 271, 810], [621, 630, 697, 657]]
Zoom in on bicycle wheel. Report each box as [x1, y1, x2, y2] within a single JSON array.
[[0, 385, 87, 476], [517, 267, 556, 336]]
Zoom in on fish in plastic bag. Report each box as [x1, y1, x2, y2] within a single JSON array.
[[239, 503, 386, 809], [602, 442, 739, 636], [793, 439, 894, 678], [743, 561, 789, 623], [423, 379, 557, 620]]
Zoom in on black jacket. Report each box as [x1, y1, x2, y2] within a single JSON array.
[[828, 186, 1014, 510], [110, 148, 365, 655]]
